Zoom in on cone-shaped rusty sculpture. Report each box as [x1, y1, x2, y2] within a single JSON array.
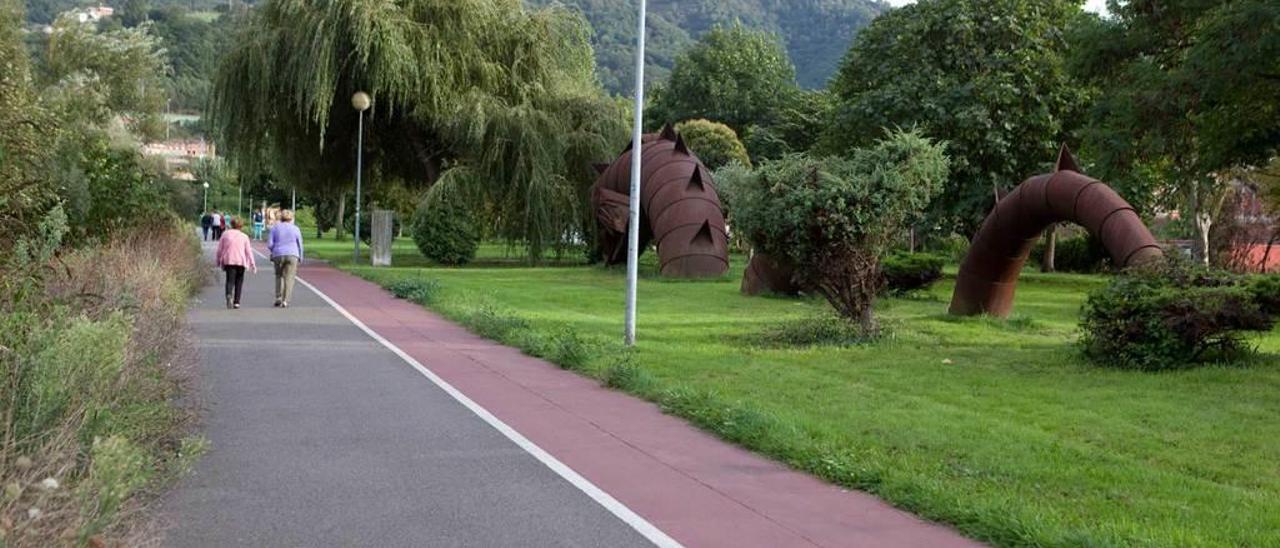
[[949, 145, 1163, 317], [591, 125, 730, 278]]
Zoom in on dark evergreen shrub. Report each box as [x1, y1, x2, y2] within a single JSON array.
[[1247, 275, 1280, 315], [1034, 234, 1110, 273], [410, 195, 479, 265], [1079, 257, 1275, 370], [881, 252, 944, 294]]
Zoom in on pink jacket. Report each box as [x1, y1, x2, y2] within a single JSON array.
[[215, 229, 257, 271]]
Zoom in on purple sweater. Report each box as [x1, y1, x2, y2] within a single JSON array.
[[267, 221, 304, 260]]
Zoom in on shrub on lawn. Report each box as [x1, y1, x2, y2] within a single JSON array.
[[881, 252, 944, 294], [463, 304, 529, 342], [549, 329, 596, 371], [1080, 257, 1276, 370], [1034, 233, 1110, 273], [386, 277, 441, 305], [1247, 275, 1280, 315], [755, 314, 875, 347], [410, 194, 479, 266], [603, 352, 654, 394], [727, 130, 948, 331]]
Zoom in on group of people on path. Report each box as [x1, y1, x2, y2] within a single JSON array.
[[213, 209, 304, 309], [202, 209, 267, 241]]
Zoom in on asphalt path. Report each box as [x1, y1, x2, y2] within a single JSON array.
[[159, 241, 655, 547]]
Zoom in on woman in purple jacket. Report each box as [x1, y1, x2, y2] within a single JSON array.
[[266, 209, 304, 308]]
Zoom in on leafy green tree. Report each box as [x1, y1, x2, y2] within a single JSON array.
[[0, 0, 58, 245], [212, 0, 626, 260], [1071, 0, 1280, 264], [648, 24, 798, 134], [40, 14, 169, 141], [725, 130, 949, 331], [149, 7, 240, 112], [120, 0, 151, 27], [674, 119, 750, 171], [824, 0, 1088, 239], [743, 89, 834, 162]]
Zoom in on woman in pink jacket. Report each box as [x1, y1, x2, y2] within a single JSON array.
[[215, 218, 257, 309]]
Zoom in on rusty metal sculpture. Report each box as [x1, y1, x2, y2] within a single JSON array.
[[949, 146, 1163, 317], [591, 125, 730, 278]]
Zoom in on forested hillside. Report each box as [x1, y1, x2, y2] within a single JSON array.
[[526, 0, 887, 93]]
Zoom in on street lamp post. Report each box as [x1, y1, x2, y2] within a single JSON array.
[[202, 182, 209, 212], [624, 0, 648, 346], [352, 91, 371, 264]]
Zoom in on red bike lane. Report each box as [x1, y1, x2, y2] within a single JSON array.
[[290, 258, 980, 548]]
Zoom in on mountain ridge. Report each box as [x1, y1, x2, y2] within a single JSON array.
[[527, 0, 888, 94]]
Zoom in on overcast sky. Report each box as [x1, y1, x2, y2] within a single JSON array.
[[883, 0, 1109, 14]]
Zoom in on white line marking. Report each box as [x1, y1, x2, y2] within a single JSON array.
[[252, 250, 681, 548]]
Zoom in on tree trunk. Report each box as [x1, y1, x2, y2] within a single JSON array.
[[335, 192, 347, 242], [1187, 183, 1209, 265], [858, 304, 877, 335], [1041, 225, 1057, 273], [1195, 211, 1213, 266], [1262, 230, 1279, 274]]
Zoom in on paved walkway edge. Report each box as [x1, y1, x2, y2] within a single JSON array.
[[291, 272, 681, 548], [290, 256, 981, 548]]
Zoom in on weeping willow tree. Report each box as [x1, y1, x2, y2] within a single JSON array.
[[212, 0, 627, 258]]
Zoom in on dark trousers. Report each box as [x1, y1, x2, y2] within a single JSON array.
[[212, 226, 224, 240], [224, 265, 246, 304], [201, 226, 210, 240]]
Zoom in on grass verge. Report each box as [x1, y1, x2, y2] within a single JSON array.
[[0, 217, 208, 546]]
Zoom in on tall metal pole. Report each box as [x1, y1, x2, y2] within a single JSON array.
[[624, 0, 647, 346], [353, 108, 365, 264], [291, 187, 296, 212]]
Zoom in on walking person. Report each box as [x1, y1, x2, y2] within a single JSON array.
[[200, 211, 213, 241], [215, 218, 257, 309], [267, 209, 304, 308], [211, 210, 224, 240], [252, 208, 266, 240]]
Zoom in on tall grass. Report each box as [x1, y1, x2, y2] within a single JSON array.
[[0, 215, 207, 546]]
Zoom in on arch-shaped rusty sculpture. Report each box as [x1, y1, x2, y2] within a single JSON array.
[[591, 126, 729, 278], [949, 146, 1163, 317]]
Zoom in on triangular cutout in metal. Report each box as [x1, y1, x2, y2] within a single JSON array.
[[691, 221, 714, 247], [687, 168, 706, 192]]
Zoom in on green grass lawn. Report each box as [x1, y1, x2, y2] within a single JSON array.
[[306, 236, 1280, 547]]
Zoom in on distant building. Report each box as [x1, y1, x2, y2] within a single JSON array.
[[71, 6, 114, 24], [142, 139, 218, 181]]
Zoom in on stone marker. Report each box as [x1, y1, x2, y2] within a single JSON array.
[[371, 209, 394, 267]]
